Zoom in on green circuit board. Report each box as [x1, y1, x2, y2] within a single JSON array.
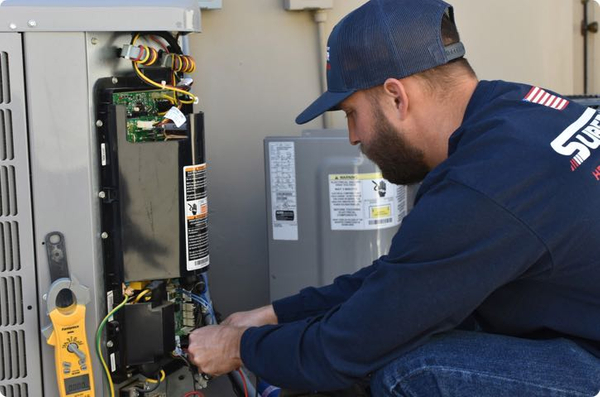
[[166, 282, 196, 337], [112, 89, 176, 143]]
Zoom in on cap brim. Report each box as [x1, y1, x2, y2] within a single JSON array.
[[295, 90, 357, 125]]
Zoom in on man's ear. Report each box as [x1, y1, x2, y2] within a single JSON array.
[[382, 78, 409, 120]]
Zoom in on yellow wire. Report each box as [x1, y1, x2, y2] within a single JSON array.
[[133, 62, 197, 103], [139, 45, 151, 64], [133, 289, 151, 303], [159, 95, 178, 105], [145, 369, 166, 384]]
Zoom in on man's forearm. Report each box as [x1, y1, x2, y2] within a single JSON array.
[[273, 261, 380, 323]]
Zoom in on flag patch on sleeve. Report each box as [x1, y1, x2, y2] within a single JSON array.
[[523, 86, 569, 110]]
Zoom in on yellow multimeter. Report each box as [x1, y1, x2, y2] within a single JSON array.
[[42, 232, 95, 397], [44, 279, 95, 397]]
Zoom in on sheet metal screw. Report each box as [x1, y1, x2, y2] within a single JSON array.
[[96, 120, 103, 127], [27, 20, 36, 28], [111, 77, 118, 84], [91, 37, 98, 45], [106, 340, 114, 348], [101, 232, 109, 239], [98, 191, 106, 199], [9, 23, 17, 30]]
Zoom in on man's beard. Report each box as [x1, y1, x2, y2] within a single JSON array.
[[360, 106, 430, 185]]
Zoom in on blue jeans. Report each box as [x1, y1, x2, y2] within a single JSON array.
[[370, 331, 600, 397]]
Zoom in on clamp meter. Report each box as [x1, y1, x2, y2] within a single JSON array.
[[42, 232, 95, 397]]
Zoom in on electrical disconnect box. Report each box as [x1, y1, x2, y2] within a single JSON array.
[[284, 0, 333, 10], [199, 0, 223, 9], [0, 1, 232, 396], [265, 130, 418, 300]]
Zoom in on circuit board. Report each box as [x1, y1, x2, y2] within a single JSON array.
[[166, 281, 196, 337], [112, 89, 177, 143]]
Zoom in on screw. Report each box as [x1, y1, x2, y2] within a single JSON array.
[[96, 120, 103, 127], [111, 77, 118, 84], [27, 20, 36, 28], [106, 340, 114, 348], [101, 232, 109, 239], [98, 191, 106, 199], [91, 37, 98, 45], [9, 23, 17, 30], [42, 294, 48, 301]]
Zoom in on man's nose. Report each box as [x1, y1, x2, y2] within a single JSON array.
[[348, 127, 360, 146]]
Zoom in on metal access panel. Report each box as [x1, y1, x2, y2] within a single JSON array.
[[0, 34, 44, 396], [265, 130, 417, 301], [0, 1, 203, 395]]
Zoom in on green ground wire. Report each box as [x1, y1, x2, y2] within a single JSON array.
[[95, 294, 129, 397]]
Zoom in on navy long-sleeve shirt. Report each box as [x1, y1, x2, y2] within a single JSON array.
[[240, 80, 600, 391]]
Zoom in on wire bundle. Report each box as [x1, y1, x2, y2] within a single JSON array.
[[170, 54, 196, 74], [179, 288, 217, 325], [132, 44, 160, 67], [130, 33, 198, 105]]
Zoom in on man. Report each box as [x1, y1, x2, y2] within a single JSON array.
[[188, 0, 600, 395]]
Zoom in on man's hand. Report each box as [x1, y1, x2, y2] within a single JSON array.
[[187, 325, 247, 376], [222, 304, 278, 328]]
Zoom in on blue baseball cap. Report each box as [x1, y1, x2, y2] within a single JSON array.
[[295, 0, 466, 125]]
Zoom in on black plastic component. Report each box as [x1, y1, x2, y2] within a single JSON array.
[[95, 75, 206, 289], [156, 100, 172, 113], [122, 302, 175, 366]]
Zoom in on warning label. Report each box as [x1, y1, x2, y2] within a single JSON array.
[[183, 164, 210, 271], [269, 142, 298, 241], [329, 173, 406, 231]]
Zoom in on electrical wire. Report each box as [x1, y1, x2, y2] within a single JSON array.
[[95, 294, 129, 397], [172, 353, 199, 390], [200, 273, 218, 324], [178, 289, 216, 323], [130, 33, 197, 104], [132, 60, 193, 94], [183, 391, 205, 397], [133, 62, 197, 103], [236, 369, 249, 397], [135, 371, 163, 394], [145, 369, 166, 384], [149, 35, 169, 52], [133, 31, 183, 54], [133, 289, 151, 303]]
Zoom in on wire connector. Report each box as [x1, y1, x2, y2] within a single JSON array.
[[120, 44, 144, 61]]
